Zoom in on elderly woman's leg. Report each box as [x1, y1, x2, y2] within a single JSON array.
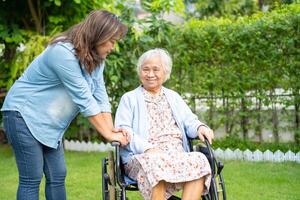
[[182, 177, 205, 200], [151, 180, 166, 200]]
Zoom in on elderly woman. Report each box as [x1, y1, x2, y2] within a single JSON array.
[[115, 48, 213, 200]]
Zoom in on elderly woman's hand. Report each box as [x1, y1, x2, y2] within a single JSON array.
[[197, 125, 214, 144]]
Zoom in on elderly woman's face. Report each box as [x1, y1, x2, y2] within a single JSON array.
[[140, 55, 166, 94]]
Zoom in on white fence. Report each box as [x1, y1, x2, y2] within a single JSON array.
[[64, 140, 113, 152], [63, 140, 300, 163], [213, 148, 300, 163]]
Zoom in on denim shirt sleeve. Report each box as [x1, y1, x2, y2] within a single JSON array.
[[115, 94, 153, 154], [93, 65, 111, 113], [46, 44, 101, 117]]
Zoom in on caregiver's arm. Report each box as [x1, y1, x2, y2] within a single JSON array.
[[88, 112, 129, 146]]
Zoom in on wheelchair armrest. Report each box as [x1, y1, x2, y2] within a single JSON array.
[[110, 141, 126, 188], [189, 136, 212, 151], [189, 136, 219, 174]]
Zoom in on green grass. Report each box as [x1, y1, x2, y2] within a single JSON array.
[[1, 144, 300, 200], [224, 161, 300, 200]]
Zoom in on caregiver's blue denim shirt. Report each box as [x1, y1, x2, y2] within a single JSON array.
[[1, 42, 111, 148]]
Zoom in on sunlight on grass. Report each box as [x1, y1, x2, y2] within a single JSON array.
[[1, 144, 300, 200]]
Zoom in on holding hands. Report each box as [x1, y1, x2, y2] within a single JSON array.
[[197, 125, 214, 144], [111, 128, 131, 146]]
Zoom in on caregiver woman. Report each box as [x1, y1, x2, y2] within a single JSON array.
[[1, 10, 129, 200]]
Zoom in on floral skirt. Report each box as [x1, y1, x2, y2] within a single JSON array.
[[125, 143, 211, 200]]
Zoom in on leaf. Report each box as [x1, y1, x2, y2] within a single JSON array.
[[54, 0, 61, 6]]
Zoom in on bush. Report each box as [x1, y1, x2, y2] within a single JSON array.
[[212, 135, 300, 153]]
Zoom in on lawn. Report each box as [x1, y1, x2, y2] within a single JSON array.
[[1, 144, 300, 200]]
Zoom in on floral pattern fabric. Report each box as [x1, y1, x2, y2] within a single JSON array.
[[125, 89, 211, 200]]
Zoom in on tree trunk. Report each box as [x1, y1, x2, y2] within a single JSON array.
[[270, 90, 279, 143], [272, 105, 279, 143], [222, 90, 228, 133], [27, 0, 43, 34], [258, 0, 264, 9], [78, 126, 83, 141], [191, 95, 196, 113], [208, 90, 214, 130], [255, 96, 263, 142], [240, 97, 248, 140], [0, 88, 6, 98], [223, 95, 234, 135], [294, 89, 300, 144]]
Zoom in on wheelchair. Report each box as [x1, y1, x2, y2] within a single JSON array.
[[101, 137, 226, 200]]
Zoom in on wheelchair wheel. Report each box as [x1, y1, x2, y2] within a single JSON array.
[[210, 162, 226, 199], [102, 151, 119, 200], [201, 169, 226, 200], [196, 141, 226, 200], [102, 157, 110, 200], [216, 172, 226, 200]]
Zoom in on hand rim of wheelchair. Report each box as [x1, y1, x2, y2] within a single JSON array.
[[102, 138, 226, 200], [200, 137, 226, 200]]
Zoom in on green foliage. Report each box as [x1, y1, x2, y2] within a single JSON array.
[[186, 0, 259, 19], [185, 0, 297, 19], [212, 135, 300, 153], [142, 0, 185, 15], [7, 35, 49, 89]]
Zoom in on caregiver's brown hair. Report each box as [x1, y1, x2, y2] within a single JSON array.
[[51, 10, 128, 73]]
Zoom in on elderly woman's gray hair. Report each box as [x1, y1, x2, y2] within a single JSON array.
[[136, 48, 173, 82]]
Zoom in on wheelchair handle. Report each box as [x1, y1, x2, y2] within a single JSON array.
[[111, 141, 121, 147], [192, 136, 212, 148], [203, 137, 214, 157]]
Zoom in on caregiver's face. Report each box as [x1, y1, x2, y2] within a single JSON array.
[[96, 38, 116, 59]]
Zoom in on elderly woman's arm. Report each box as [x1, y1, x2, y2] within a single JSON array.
[[176, 93, 214, 143], [115, 94, 154, 154]]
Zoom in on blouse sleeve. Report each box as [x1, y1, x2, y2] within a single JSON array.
[[115, 94, 153, 154], [92, 65, 111, 113], [46, 44, 101, 117], [176, 93, 206, 138]]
